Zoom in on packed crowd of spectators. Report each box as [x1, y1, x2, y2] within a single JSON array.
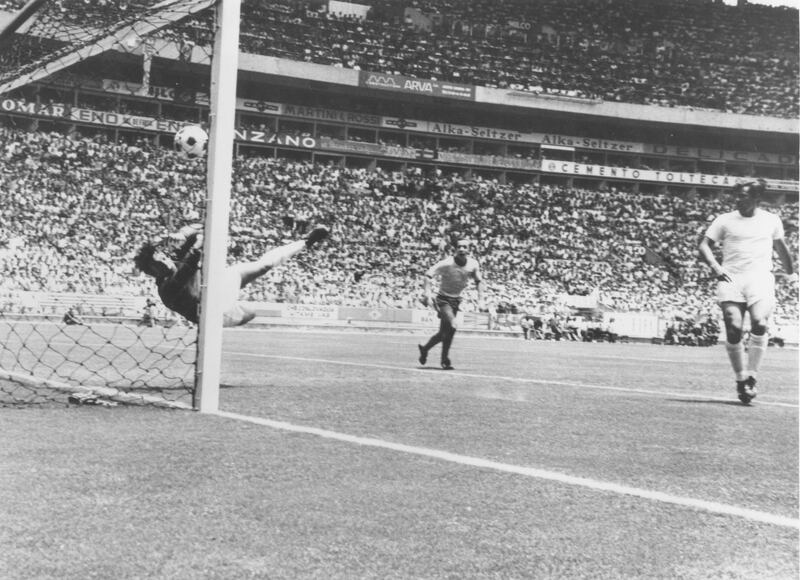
[[1, 0, 796, 117], [234, 0, 798, 118], [0, 0, 24, 11], [0, 127, 204, 297], [662, 313, 720, 346], [1, 127, 797, 325]]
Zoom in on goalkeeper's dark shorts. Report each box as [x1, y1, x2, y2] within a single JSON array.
[[435, 293, 462, 317]]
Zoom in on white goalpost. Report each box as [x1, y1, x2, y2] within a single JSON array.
[[0, 0, 242, 409], [195, 0, 242, 413]]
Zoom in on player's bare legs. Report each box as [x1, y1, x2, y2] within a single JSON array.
[[237, 240, 305, 288], [720, 301, 756, 403], [238, 227, 328, 288]]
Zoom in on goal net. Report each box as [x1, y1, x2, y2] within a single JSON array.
[[0, 0, 223, 408]]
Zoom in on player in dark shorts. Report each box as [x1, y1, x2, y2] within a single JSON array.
[[418, 239, 485, 370], [134, 226, 328, 327]]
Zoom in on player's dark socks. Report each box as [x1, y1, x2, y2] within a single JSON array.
[[423, 333, 442, 352], [441, 328, 455, 368], [418, 344, 427, 365], [305, 226, 329, 249]]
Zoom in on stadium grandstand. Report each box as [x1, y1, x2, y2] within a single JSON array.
[[0, 0, 796, 329], [2, 1, 799, 578]]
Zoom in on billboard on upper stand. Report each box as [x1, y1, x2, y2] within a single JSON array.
[[359, 71, 475, 101]]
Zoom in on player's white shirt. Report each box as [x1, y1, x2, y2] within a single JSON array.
[[427, 256, 481, 297], [704, 208, 784, 274]]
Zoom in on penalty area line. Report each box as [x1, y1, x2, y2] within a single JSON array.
[[227, 351, 798, 409], [213, 410, 800, 530]]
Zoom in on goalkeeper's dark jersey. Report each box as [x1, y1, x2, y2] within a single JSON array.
[[156, 243, 202, 324]]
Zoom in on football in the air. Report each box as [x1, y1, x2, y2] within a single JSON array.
[[173, 125, 208, 159]]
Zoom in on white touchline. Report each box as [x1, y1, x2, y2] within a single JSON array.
[[213, 410, 800, 530], [228, 351, 799, 409]]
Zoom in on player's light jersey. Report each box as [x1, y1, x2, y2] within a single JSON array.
[[704, 208, 784, 274], [427, 256, 481, 297]]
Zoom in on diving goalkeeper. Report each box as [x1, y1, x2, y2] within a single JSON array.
[[134, 225, 328, 327]]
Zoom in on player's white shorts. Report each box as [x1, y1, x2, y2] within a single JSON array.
[[221, 265, 251, 327], [717, 271, 775, 307]]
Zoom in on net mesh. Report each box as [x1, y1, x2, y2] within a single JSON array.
[[0, 0, 219, 408], [0, 0, 217, 96], [0, 310, 196, 408]]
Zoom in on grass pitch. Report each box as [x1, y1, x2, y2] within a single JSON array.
[[2, 329, 797, 579]]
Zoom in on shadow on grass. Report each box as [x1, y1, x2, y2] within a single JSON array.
[[668, 398, 751, 407]]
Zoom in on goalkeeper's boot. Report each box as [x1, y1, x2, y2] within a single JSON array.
[[305, 226, 329, 249], [736, 378, 755, 404], [418, 344, 427, 366], [441, 358, 454, 371]]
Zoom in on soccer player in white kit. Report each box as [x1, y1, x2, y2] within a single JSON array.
[[418, 238, 485, 370], [698, 179, 795, 404]]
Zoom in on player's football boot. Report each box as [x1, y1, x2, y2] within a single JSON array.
[[736, 378, 756, 404], [305, 226, 329, 249], [418, 344, 427, 365], [744, 376, 758, 400], [441, 359, 454, 370]]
